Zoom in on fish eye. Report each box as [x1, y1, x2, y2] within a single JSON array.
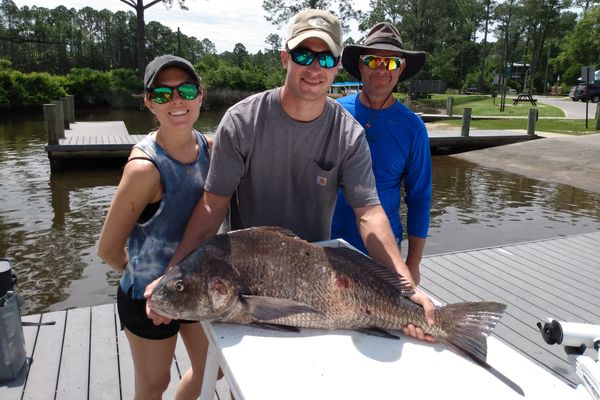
[[174, 280, 185, 292]]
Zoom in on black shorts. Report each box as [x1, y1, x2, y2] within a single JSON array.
[[117, 285, 195, 340]]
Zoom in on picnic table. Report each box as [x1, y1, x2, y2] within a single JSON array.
[[513, 94, 538, 106]]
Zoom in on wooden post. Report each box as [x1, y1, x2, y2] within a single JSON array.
[[446, 96, 454, 117], [461, 108, 471, 137], [527, 108, 537, 135], [60, 97, 70, 130], [595, 103, 600, 130], [51, 100, 65, 139], [43, 103, 59, 145], [66, 95, 75, 123]]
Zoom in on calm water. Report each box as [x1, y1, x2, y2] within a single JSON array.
[[1, 109, 599, 315]]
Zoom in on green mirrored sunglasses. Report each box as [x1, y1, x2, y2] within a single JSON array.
[[148, 83, 200, 104]]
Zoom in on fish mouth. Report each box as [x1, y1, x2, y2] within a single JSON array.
[[147, 298, 180, 320]]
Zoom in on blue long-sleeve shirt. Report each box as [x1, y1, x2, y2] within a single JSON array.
[[331, 93, 432, 254]]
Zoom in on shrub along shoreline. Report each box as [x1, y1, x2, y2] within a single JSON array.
[[0, 65, 261, 111]]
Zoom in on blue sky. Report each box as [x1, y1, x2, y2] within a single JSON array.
[[13, 0, 371, 54]]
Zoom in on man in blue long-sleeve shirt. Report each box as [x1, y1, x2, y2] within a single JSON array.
[[331, 22, 432, 284]]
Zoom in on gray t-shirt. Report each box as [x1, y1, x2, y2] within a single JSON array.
[[206, 87, 379, 242]]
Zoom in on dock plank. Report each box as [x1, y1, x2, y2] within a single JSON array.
[[174, 334, 192, 378], [466, 249, 600, 312], [55, 307, 91, 400], [116, 321, 134, 400], [2, 314, 41, 400], [89, 304, 120, 400], [22, 311, 66, 400], [505, 242, 599, 288]]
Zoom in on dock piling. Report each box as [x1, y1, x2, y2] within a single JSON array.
[[527, 108, 538, 135], [51, 100, 65, 139], [446, 96, 454, 117], [60, 98, 70, 130], [461, 108, 472, 137], [43, 104, 60, 145], [66, 95, 75, 123]]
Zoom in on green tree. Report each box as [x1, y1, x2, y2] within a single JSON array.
[[265, 33, 282, 53], [119, 0, 188, 76], [553, 5, 600, 83], [575, 0, 600, 14], [360, 0, 486, 88], [232, 43, 249, 68], [262, 0, 361, 31]]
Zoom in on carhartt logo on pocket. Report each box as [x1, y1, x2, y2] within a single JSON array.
[[316, 176, 327, 186]]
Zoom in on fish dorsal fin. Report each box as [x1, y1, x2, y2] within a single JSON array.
[[326, 247, 414, 297], [253, 226, 300, 239], [241, 294, 323, 321]]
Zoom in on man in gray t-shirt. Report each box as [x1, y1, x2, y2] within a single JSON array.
[[207, 87, 378, 242], [147, 8, 435, 341]]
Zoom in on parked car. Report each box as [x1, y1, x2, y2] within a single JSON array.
[[569, 83, 600, 102], [465, 86, 478, 94]]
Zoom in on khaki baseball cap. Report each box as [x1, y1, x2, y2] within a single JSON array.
[[285, 9, 343, 57]]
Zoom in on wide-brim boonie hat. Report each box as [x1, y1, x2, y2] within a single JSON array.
[[342, 22, 426, 82], [144, 54, 201, 89]]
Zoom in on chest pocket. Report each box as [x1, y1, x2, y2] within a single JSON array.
[[307, 160, 337, 204]]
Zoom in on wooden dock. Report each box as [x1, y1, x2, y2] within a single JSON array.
[[44, 121, 146, 170], [41, 95, 541, 169], [2, 231, 597, 398], [43, 120, 536, 169], [1, 304, 230, 400], [419, 230, 600, 387]]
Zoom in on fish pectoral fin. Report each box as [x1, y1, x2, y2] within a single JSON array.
[[241, 295, 324, 321], [357, 327, 400, 339], [250, 322, 301, 333]]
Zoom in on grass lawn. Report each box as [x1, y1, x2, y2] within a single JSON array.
[[415, 94, 565, 117], [440, 118, 599, 135]]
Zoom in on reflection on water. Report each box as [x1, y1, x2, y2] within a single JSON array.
[[1, 109, 599, 314], [426, 157, 600, 255]]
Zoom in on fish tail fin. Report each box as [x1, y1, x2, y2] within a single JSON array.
[[438, 301, 507, 367]]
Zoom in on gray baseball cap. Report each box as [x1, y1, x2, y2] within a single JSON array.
[[144, 54, 201, 89]]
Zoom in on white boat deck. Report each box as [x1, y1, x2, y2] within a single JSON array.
[[1, 231, 598, 399]]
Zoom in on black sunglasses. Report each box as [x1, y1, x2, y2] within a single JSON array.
[[289, 48, 339, 69], [147, 83, 200, 104]]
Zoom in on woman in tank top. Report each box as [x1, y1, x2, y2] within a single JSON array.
[[98, 54, 211, 400]]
